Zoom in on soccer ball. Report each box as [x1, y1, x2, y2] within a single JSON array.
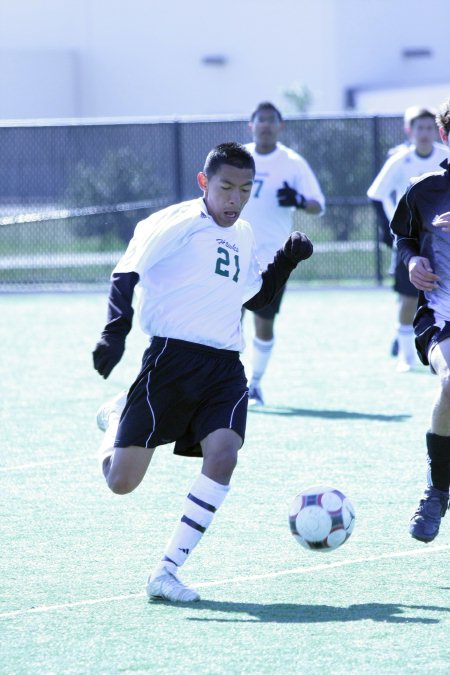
[[289, 485, 355, 551]]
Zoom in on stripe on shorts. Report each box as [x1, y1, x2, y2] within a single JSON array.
[[145, 338, 169, 447]]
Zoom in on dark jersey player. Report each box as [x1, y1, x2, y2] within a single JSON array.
[[390, 98, 450, 543]]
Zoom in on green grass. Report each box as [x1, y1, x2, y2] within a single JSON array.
[[1, 287, 449, 674]]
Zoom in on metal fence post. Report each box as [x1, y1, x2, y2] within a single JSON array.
[[172, 120, 183, 203], [372, 115, 383, 285]]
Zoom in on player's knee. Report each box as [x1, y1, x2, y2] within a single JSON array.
[[440, 374, 450, 402], [221, 446, 238, 474], [106, 471, 137, 495], [205, 446, 238, 481]]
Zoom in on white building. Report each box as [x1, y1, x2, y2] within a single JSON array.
[[0, 0, 449, 120]]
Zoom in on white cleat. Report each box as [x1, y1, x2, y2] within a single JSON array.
[[96, 390, 127, 431], [146, 567, 200, 603], [396, 358, 417, 373]]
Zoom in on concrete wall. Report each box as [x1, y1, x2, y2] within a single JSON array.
[[0, 0, 448, 119]]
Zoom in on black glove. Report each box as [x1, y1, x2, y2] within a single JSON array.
[[93, 333, 126, 379], [276, 181, 306, 209], [283, 231, 313, 265]]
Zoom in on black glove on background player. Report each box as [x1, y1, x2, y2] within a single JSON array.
[[276, 181, 307, 209], [283, 231, 313, 265]]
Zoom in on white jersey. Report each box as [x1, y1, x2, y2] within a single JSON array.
[[243, 142, 325, 268], [367, 142, 448, 221], [113, 198, 262, 351]]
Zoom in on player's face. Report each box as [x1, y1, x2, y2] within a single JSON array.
[[250, 110, 283, 153], [409, 117, 437, 153], [198, 165, 254, 227]]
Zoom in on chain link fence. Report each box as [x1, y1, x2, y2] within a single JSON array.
[[0, 114, 405, 289]]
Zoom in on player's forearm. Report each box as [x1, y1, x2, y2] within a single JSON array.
[[395, 236, 421, 269], [244, 250, 294, 311], [104, 271, 139, 335], [244, 230, 315, 311], [303, 199, 323, 215]]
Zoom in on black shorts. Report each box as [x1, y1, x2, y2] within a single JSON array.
[[251, 283, 287, 320], [414, 306, 450, 367], [393, 256, 418, 298], [114, 337, 249, 457]]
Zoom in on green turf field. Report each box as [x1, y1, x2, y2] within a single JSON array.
[[1, 286, 449, 674]]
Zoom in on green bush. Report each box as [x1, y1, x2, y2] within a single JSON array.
[[65, 148, 162, 243]]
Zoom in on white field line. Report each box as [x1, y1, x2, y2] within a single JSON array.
[[1, 543, 449, 620], [0, 458, 84, 472], [0, 251, 122, 270]]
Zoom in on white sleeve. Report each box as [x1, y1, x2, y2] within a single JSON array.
[[293, 157, 325, 211], [367, 155, 402, 221], [113, 213, 180, 276]]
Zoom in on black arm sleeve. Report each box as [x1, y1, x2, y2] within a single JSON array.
[[244, 250, 295, 311], [103, 271, 140, 337], [92, 271, 140, 378], [390, 189, 421, 268], [371, 199, 393, 248]]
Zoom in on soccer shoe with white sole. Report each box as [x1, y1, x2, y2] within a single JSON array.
[[146, 567, 200, 603], [96, 390, 127, 431], [396, 359, 413, 373], [409, 486, 449, 543], [248, 384, 264, 407]]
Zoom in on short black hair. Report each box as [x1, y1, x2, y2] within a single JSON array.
[[203, 142, 255, 178], [436, 98, 450, 135], [250, 101, 283, 122], [404, 105, 436, 127]]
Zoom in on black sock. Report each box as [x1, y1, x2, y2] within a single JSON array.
[[426, 431, 450, 492]]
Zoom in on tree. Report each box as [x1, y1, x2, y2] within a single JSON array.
[[66, 148, 163, 244], [282, 83, 313, 113]]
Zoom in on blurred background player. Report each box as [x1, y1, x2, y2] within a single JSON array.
[[370, 117, 414, 255], [367, 105, 448, 372], [243, 102, 325, 405], [390, 98, 450, 542]]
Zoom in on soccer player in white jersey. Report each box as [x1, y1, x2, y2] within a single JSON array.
[[242, 102, 325, 406], [368, 106, 448, 372], [92, 142, 313, 602], [390, 98, 450, 543], [244, 101, 325, 405]]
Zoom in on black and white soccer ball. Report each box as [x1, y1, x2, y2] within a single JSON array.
[[289, 485, 355, 551]]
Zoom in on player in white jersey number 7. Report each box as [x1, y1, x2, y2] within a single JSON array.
[[92, 142, 313, 603], [244, 102, 325, 405]]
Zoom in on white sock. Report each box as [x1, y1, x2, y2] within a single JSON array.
[[250, 336, 274, 385], [97, 413, 120, 476], [153, 473, 230, 578], [397, 324, 416, 364]]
